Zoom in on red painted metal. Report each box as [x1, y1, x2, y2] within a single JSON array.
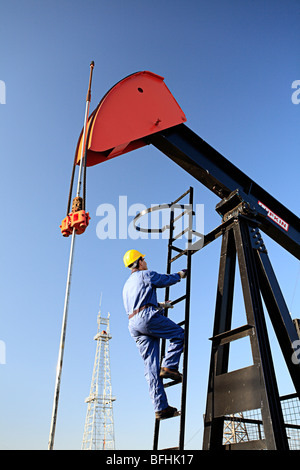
[[60, 214, 72, 237], [60, 211, 90, 237], [75, 71, 186, 167]]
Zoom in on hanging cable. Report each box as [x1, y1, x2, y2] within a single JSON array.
[[49, 61, 95, 450]]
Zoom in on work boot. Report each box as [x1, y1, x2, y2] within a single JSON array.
[[160, 367, 182, 381], [155, 406, 178, 420]]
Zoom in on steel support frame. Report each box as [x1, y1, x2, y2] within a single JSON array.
[[202, 215, 298, 450], [149, 125, 300, 260]]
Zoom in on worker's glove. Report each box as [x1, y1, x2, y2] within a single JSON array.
[[158, 301, 174, 310], [178, 269, 188, 279]]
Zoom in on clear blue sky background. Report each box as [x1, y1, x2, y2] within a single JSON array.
[[1, 0, 299, 450]]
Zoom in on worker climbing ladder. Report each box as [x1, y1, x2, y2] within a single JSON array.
[[134, 187, 200, 450], [155, 188, 194, 450]]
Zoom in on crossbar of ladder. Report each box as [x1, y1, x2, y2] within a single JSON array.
[[171, 295, 187, 306]]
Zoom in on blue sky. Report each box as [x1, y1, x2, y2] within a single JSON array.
[[1, 0, 299, 450]]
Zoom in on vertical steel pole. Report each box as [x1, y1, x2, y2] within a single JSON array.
[[48, 61, 94, 450]]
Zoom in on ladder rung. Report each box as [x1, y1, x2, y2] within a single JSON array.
[[163, 378, 182, 388], [171, 295, 187, 306], [209, 324, 254, 345], [160, 447, 179, 450], [172, 208, 194, 224], [169, 245, 187, 262], [173, 227, 190, 241], [156, 410, 181, 420], [169, 245, 183, 253], [170, 249, 188, 263]]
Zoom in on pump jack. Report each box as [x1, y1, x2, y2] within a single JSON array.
[[63, 70, 299, 450]]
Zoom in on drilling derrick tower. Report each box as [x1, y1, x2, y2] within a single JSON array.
[[82, 309, 115, 450], [223, 413, 250, 445]]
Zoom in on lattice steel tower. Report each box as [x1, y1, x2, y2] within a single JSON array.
[[81, 308, 116, 450], [223, 413, 250, 445]]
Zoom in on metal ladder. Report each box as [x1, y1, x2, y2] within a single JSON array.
[[153, 187, 196, 450]]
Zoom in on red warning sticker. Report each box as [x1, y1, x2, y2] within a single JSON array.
[[258, 201, 289, 232]]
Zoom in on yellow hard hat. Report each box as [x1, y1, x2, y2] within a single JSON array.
[[123, 249, 145, 268]]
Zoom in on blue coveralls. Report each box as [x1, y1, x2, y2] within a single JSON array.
[[123, 269, 185, 412]]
